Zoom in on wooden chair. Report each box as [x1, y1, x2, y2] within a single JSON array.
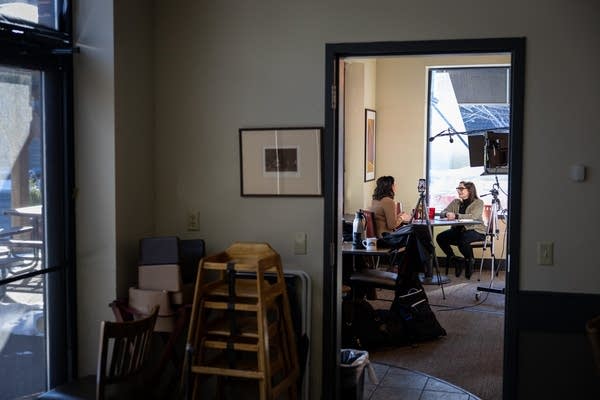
[[40, 306, 159, 400], [110, 299, 191, 384], [586, 315, 600, 377], [359, 209, 382, 269], [361, 209, 377, 238]]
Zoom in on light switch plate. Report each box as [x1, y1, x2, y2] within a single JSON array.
[[537, 242, 554, 265], [187, 211, 200, 231], [294, 232, 307, 255]]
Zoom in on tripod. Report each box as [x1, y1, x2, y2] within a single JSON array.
[[475, 181, 506, 299], [411, 190, 447, 299]]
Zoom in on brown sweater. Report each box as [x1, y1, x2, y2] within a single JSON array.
[[370, 197, 402, 237]]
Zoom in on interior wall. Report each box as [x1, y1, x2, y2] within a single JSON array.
[[343, 62, 365, 214], [149, 1, 599, 397], [73, 0, 117, 374], [344, 59, 377, 214], [114, 0, 156, 298], [74, 0, 600, 396]]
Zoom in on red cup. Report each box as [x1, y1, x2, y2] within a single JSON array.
[[428, 207, 436, 220], [483, 205, 492, 224]]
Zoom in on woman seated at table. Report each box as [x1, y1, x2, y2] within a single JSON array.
[[436, 181, 486, 279], [370, 175, 411, 236]]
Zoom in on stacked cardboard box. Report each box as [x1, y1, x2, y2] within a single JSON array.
[[128, 236, 204, 332]]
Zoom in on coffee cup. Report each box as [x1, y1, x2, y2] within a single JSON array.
[[428, 207, 436, 220], [362, 237, 377, 250]]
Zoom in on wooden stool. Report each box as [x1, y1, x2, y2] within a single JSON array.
[[185, 242, 298, 400]]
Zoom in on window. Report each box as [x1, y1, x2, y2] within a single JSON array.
[[0, 0, 62, 30], [427, 66, 509, 213], [0, 1, 73, 398]]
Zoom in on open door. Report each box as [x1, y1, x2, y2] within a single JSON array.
[[323, 38, 525, 400]]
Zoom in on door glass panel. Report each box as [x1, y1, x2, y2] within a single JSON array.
[[0, 0, 58, 30], [0, 65, 46, 399]]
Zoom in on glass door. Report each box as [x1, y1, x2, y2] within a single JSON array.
[[0, 64, 47, 399], [0, 60, 72, 398], [0, 1, 74, 397]]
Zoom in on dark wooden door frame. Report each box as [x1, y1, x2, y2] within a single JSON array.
[[323, 38, 525, 400]]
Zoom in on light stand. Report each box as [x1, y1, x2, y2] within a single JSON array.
[[410, 181, 447, 298], [475, 178, 506, 299]]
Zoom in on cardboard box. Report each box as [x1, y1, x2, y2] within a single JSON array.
[[139, 236, 180, 265], [170, 282, 195, 305], [180, 239, 205, 283], [138, 264, 182, 292], [128, 286, 173, 316], [154, 315, 175, 332]]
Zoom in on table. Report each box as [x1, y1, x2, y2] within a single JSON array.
[[4, 205, 42, 240], [341, 241, 396, 273], [408, 218, 483, 285], [4, 205, 42, 218], [341, 241, 394, 256]]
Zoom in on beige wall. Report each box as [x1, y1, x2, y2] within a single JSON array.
[[344, 59, 377, 214], [74, 0, 156, 375], [114, 1, 156, 295], [74, 0, 600, 397], [73, 0, 117, 374]]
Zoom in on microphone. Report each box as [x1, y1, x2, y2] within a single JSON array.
[[449, 135, 454, 143]]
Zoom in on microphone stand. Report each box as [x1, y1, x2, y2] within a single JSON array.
[[475, 180, 506, 299], [428, 128, 455, 143]]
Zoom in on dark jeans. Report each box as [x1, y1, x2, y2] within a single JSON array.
[[436, 227, 485, 259]]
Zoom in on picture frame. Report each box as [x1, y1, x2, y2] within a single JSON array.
[[239, 127, 323, 196], [364, 109, 376, 182]]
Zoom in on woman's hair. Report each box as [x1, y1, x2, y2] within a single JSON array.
[[372, 176, 395, 200], [461, 181, 479, 202]]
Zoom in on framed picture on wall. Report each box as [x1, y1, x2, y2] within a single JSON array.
[[239, 127, 323, 196], [364, 109, 376, 182]]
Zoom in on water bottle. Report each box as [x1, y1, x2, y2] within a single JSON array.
[[352, 210, 365, 248]]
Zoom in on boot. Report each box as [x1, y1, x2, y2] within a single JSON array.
[[465, 258, 475, 280], [454, 257, 463, 277], [444, 256, 452, 275]]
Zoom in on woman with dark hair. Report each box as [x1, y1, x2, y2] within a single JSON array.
[[436, 181, 486, 279], [370, 176, 411, 236]]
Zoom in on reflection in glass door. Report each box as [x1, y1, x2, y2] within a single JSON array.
[[0, 65, 46, 399]]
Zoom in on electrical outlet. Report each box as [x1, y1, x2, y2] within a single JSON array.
[[294, 232, 307, 255], [187, 211, 200, 231], [537, 242, 554, 265]]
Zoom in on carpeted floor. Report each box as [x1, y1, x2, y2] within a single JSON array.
[[367, 269, 506, 400]]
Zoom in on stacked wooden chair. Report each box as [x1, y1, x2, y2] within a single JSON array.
[[185, 242, 298, 399]]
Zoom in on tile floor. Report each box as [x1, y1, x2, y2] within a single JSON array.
[[360, 362, 480, 400]]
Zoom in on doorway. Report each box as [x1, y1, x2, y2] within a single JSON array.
[[322, 38, 525, 400]]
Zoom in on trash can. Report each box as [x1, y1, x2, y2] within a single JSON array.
[[340, 349, 377, 400]]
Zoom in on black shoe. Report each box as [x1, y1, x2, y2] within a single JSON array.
[[444, 256, 452, 275], [465, 258, 474, 280], [454, 258, 463, 277]]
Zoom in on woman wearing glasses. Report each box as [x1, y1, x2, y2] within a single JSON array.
[[436, 181, 486, 279]]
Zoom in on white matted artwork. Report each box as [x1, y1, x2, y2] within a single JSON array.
[[239, 127, 323, 196]]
